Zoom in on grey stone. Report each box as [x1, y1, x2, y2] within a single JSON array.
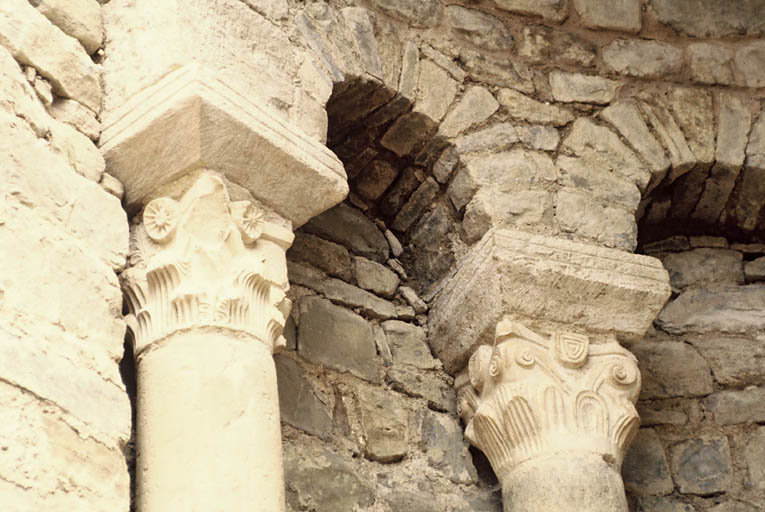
[[284, 447, 375, 512], [399, 286, 427, 314], [735, 40, 765, 88], [410, 205, 456, 288], [365, 0, 443, 28], [649, 0, 765, 38], [602, 39, 683, 78], [637, 497, 696, 512], [622, 429, 674, 496], [380, 166, 423, 217], [354, 159, 399, 201], [381, 111, 434, 157], [454, 123, 519, 154], [354, 256, 399, 298], [445, 6, 514, 51], [643, 236, 690, 254], [287, 260, 327, 291], [384, 229, 404, 258], [556, 155, 640, 210], [689, 236, 729, 248], [574, 0, 641, 32], [420, 44, 467, 82], [419, 410, 477, 484], [372, 324, 393, 366], [549, 71, 619, 104], [321, 278, 397, 319], [639, 101, 696, 183], [383, 490, 435, 512], [662, 87, 715, 170], [687, 43, 735, 85], [746, 112, 765, 171], [392, 177, 439, 233], [275, 355, 332, 439], [494, 0, 568, 22], [708, 502, 761, 512], [297, 297, 379, 383], [660, 249, 744, 289], [704, 388, 765, 425], [497, 88, 574, 126], [638, 403, 688, 427], [395, 304, 416, 321], [432, 146, 459, 184], [288, 232, 353, 281], [515, 125, 560, 151], [438, 86, 499, 138], [670, 434, 732, 495], [745, 426, 765, 491], [656, 285, 765, 334], [342, 8, 383, 80], [49, 97, 100, 141], [556, 189, 637, 250], [357, 385, 409, 463], [387, 258, 408, 280], [517, 25, 596, 67], [381, 320, 437, 370], [456, 47, 535, 93], [387, 365, 456, 413], [630, 340, 713, 399], [690, 336, 765, 387], [412, 59, 458, 123], [745, 257, 765, 283], [303, 203, 389, 262]]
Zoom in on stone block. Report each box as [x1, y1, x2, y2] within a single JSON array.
[[515, 124, 560, 151], [703, 388, 765, 425], [429, 229, 671, 372], [639, 101, 696, 183], [445, 6, 514, 51], [517, 25, 596, 67], [412, 60, 458, 122], [744, 257, 765, 282], [735, 41, 765, 88], [297, 297, 380, 383], [357, 385, 409, 462], [420, 44, 466, 82], [303, 203, 389, 263], [275, 355, 332, 439], [660, 249, 744, 289], [670, 434, 732, 495], [49, 98, 100, 141], [689, 236, 729, 249], [656, 285, 765, 334], [354, 159, 399, 202], [419, 410, 477, 484], [661, 87, 715, 170], [494, 0, 568, 22], [602, 39, 684, 78], [557, 155, 641, 210], [381, 320, 438, 370], [622, 429, 674, 496], [438, 86, 499, 138], [288, 232, 353, 281], [365, 0, 442, 27], [454, 123, 519, 154], [549, 70, 619, 104], [354, 256, 399, 298], [392, 177, 440, 233], [745, 426, 765, 491], [649, 0, 765, 38], [497, 88, 574, 126], [465, 189, 553, 244], [399, 286, 428, 314], [33, 0, 103, 54], [690, 336, 765, 387], [432, 146, 460, 183], [637, 497, 696, 512], [387, 365, 455, 412], [687, 43, 734, 85], [631, 340, 713, 399], [321, 278, 397, 319], [556, 189, 637, 250], [573, 0, 641, 32], [381, 111, 433, 156]]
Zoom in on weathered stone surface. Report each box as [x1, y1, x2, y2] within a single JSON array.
[[457, 47, 535, 93], [32, 0, 103, 54], [639, 101, 696, 183], [744, 257, 765, 283], [365, 0, 443, 27], [687, 43, 734, 85], [660, 249, 744, 289], [48, 97, 100, 141], [650, 0, 765, 37], [49, 116, 105, 182], [354, 160, 399, 201], [399, 286, 428, 314], [657, 285, 765, 334], [630, 340, 713, 399], [663, 87, 715, 171], [515, 125, 559, 151], [432, 146, 459, 183], [0, 0, 101, 112], [745, 426, 765, 491], [357, 385, 409, 462], [387, 365, 455, 412], [288, 232, 352, 281], [745, 113, 765, 171], [100, 172, 124, 200], [392, 177, 439, 233], [454, 123, 519, 154], [708, 502, 761, 512], [622, 429, 674, 496], [438, 86, 499, 138], [380, 167, 422, 217], [298, 297, 380, 382], [670, 434, 732, 495], [689, 236, 728, 248], [303, 203, 389, 262], [384, 230, 404, 258], [380, 111, 433, 157], [354, 256, 399, 298], [322, 278, 397, 319], [420, 44, 466, 82], [465, 188, 553, 244], [549, 71, 618, 104], [573, 0, 641, 32], [430, 229, 670, 372], [734, 41, 765, 88], [445, 6, 514, 51], [284, 446, 375, 511], [637, 497, 697, 512], [381, 320, 438, 370], [638, 403, 688, 427], [413, 60, 458, 123], [557, 189, 637, 250], [275, 355, 332, 439], [494, 0, 568, 22], [517, 25, 595, 67], [556, 155, 640, 210], [602, 39, 683, 78], [497, 88, 574, 126], [703, 388, 765, 425], [419, 410, 477, 484]]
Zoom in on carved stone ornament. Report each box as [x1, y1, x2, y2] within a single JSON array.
[[457, 319, 641, 480], [122, 172, 293, 355]]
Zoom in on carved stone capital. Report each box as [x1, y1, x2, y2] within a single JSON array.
[[457, 319, 641, 481], [122, 172, 293, 355]]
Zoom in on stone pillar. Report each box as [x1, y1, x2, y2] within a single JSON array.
[[122, 173, 294, 511], [457, 320, 641, 512]]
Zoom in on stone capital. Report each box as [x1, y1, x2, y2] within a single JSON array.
[[457, 319, 641, 480], [122, 172, 293, 355]]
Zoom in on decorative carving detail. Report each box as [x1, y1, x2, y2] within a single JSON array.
[[122, 173, 292, 354], [457, 318, 641, 479]]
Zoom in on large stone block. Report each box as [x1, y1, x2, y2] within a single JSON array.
[[429, 229, 670, 372], [670, 434, 732, 495], [573, 0, 641, 32], [622, 429, 674, 496], [650, 0, 765, 38], [703, 388, 765, 425], [690, 336, 765, 387], [630, 340, 713, 399], [657, 285, 765, 334]]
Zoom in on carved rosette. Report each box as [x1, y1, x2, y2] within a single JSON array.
[[121, 173, 293, 355], [457, 319, 641, 480]]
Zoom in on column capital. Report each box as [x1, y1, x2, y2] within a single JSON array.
[[457, 318, 640, 480], [122, 172, 292, 355]]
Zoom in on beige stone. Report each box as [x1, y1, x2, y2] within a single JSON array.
[[48, 97, 100, 141], [494, 0, 568, 23], [438, 86, 499, 138], [556, 189, 637, 250], [413, 60, 458, 122], [32, 0, 103, 54], [573, 0, 641, 32], [734, 41, 765, 88], [687, 43, 734, 85], [638, 101, 696, 183], [549, 70, 619, 104], [497, 88, 574, 126], [602, 39, 684, 78]]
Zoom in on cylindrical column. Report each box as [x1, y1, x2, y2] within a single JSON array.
[[136, 329, 284, 511], [122, 173, 293, 512], [457, 319, 641, 512]]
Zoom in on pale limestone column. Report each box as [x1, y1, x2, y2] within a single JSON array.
[[457, 319, 641, 512], [122, 173, 294, 511]]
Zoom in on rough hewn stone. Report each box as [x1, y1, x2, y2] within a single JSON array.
[[639, 101, 696, 183], [497, 88, 574, 126], [703, 388, 765, 425], [392, 177, 439, 233], [32, 0, 103, 54], [734, 41, 765, 88], [650, 0, 765, 37], [365, 0, 443, 28], [622, 429, 674, 496], [399, 286, 428, 314], [745, 427, 765, 491], [670, 435, 732, 495], [549, 70, 619, 104], [275, 355, 332, 439], [321, 278, 397, 319], [744, 257, 765, 283], [438, 86, 499, 138], [556, 155, 640, 210], [413, 59, 458, 122], [354, 256, 399, 298], [660, 249, 744, 289], [494, 0, 568, 23], [556, 189, 637, 250], [387, 365, 455, 412], [445, 6, 514, 51], [303, 203, 389, 262], [419, 410, 477, 484], [288, 232, 353, 281], [687, 43, 734, 85], [357, 385, 409, 463], [657, 285, 765, 334], [515, 125, 559, 151], [602, 39, 683, 78], [381, 320, 438, 370], [48, 98, 100, 141], [454, 123, 519, 154], [380, 111, 433, 157], [630, 340, 714, 399], [354, 160, 399, 202], [517, 25, 596, 67], [573, 0, 641, 32]]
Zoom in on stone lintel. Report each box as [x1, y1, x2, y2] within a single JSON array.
[[100, 65, 348, 227], [429, 229, 671, 373]]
